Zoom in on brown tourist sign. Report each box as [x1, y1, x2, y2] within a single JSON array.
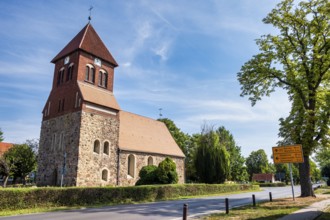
[[272, 145, 304, 164]]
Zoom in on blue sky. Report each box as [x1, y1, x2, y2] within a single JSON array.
[[0, 0, 291, 158]]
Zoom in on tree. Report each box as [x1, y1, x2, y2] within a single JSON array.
[[3, 144, 37, 185], [157, 118, 190, 155], [0, 156, 11, 187], [216, 126, 247, 182], [195, 126, 230, 183], [0, 128, 3, 142], [310, 160, 321, 182], [321, 163, 330, 178], [246, 149, 270, 180], [158, 118, 197, 182], [184, 134, 200, 182], [237, 0, 330, 196]]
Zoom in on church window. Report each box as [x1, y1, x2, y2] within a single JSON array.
[[93, 140, 100, 154], [127, 154, 135, 177], [101, 169, 108, 181], [147, 156, 153, 166], [67, 63, 74, 81], [98, 70, 108, 88], [103, 141, 109, 155], [57, 67, 65, 86], [85, 64, 95, 83]]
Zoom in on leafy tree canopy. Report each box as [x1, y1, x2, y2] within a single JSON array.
[[3, 144, 37, 184], [237, 0, 330, 196], [216, 126, 247, 182], [195, 126, 230, 183], [246, 149, 270, 180]]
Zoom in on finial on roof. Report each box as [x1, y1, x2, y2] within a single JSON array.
[[159, 108, 163, 119], [88, 6, 93, 22]]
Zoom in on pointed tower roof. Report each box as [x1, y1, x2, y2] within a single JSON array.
[[51, 23, 118, 67]]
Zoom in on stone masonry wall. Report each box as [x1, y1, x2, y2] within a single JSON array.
[[76, 111, 119, 186], [118, 151, 185, 186], [37, 111, 81, 186]]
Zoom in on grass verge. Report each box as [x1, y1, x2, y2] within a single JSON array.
[[202, 196, 327, 220]]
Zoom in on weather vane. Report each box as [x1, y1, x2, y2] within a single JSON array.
[[159, 108, 163, 119], [88, 6, 93, 22]]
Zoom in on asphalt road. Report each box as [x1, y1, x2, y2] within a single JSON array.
[[0, 186, 302, 220]]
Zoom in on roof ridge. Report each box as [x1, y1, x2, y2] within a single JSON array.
[[120, 110, 162, 123], [79, 23, 89, 49], [77, 81, 115, 95]]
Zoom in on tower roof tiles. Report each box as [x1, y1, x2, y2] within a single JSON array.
[[51, 23, 118, 67]]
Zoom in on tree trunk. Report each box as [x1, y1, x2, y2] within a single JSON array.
[[3, 175, 8, 188], [299, 156, 314, 197]]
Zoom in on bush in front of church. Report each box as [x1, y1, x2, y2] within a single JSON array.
[[136, 157, 178, 185], [157, 157, 178, 184], [135, 165, 158, 185]]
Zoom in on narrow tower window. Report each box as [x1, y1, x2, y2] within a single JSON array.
[[103, 141, 109, 155], [85, 64, 95, 83], [93, 140, 100, 154], [98, 70, 108, 88], [67, 63, 74, 81]]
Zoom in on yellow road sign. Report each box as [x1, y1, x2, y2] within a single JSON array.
[[272, 145, 304, 164]]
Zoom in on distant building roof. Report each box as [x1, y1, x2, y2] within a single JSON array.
[[78, 81, 120, 111], [0, 142, 13, 156], [51, 23, 118, 67], [118, 111, 185, 158], [252, 173, 274, 182]]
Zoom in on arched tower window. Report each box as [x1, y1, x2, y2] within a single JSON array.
[[101, 169, 108, 181], [85, 64, 95, 83], [57, 67, 65, 86], [103, 141, 109, 155], [98, 69, 108, 88], [93, 140, 100, 154], [67, 63, 74, 81], [127, 154, 135, 177], [147, 156, 153, 166]]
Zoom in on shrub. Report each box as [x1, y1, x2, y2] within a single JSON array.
[[157, 158, 178, 184], [136, 158, 178, 186], [135, 165, 158, 185]]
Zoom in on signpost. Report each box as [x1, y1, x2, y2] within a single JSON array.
[[272, 145, 304, 164], [272, 145, 304, 201]]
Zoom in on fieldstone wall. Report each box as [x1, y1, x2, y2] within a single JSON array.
[[118, 151, 185, 186], [76, 111, 119, 186], [37, 111, 81, 186]]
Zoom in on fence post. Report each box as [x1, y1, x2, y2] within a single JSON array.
[[183, 203, 188, 220], [269, 192, 272, 202], [252, 194, 256, 207], [225, 198, 229, 214]]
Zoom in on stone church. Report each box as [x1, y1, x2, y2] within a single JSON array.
[[36, 23, 185, 187]]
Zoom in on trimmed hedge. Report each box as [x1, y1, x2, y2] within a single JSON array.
[[258, 182, 286, 187], [0, 184, 259, 211]]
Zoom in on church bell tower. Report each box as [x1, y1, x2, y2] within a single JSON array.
[[37, 23, 121, 186]]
